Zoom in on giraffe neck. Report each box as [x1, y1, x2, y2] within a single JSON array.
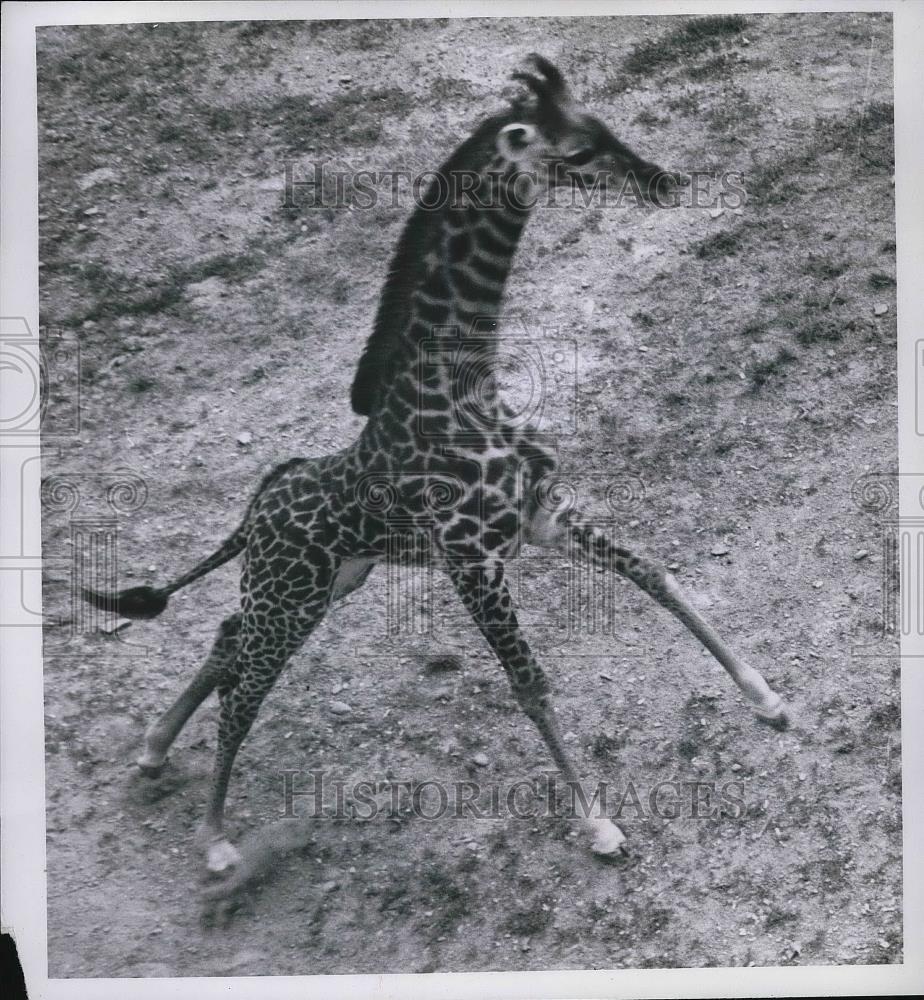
[[377, 159, 533, 433]]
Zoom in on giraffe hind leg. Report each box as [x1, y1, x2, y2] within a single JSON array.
[[136, 612, 243, 776], [201, 586, 333, 875]]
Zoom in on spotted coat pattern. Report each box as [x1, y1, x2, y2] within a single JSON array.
[[86, 56, 788, 873]]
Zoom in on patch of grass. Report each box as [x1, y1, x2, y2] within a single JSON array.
[[868, 271, 895, 289], [500, 897, 555, 938], [764, 905, 800, 930], [425, 654, 463, 674], [794, 317, 849, 346], [633, 108, 671, 128], [631, 310, 656, 329], [704, 87, 760, 134], [128, 374, 157, 394], [741, 318, 768, 340], [748, 101, 894, 204], [591, 731, 626, 764], [694, 230, 741, 259], [663, 390, 690, 408], [420, 864, 471, 937], [666, 90, 702, 115], [271, 87, 413, 152], [68, 252, 262, 325], [622, 15, 749, 78], [747, 346, 798, 389], [354, 20, 394, 49], [803, 256, 848, 280], [869, 698, 900, 729], [685, 53, 737, 82], [430, 77, 477, 102]]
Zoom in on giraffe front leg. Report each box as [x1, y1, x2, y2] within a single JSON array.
[[516, 686, 628, 858], [446, 560, 628, 860]]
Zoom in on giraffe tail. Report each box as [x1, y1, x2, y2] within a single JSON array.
[[81, 524, 248, 620]]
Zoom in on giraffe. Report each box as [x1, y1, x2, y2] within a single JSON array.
[[84, 55, 789, 877]]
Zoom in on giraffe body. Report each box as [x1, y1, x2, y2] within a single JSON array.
[[84, 56, 788, 881]]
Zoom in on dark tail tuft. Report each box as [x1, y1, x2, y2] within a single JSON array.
[[81, 585, 169, 620]]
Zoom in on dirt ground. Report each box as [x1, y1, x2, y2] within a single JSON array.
[[37, 13, 900, 977]]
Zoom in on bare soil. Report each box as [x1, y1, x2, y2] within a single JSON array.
[[37, 13, 900, 977]]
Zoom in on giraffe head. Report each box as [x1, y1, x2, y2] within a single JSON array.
[[499, 54, 688, 205]]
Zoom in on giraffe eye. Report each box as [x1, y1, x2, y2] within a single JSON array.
[[564, 147, 595, 166]]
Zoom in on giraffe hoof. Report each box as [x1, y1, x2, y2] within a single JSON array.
[[206, 839, 243, 874], [587, 818, 629, 859], [136, 759, 165, 778], [754, 699, 791, 731]]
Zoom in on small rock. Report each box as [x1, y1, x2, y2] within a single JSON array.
[[812, 580, 823, 589], [236, 431, 252, 446], [83, 206, 102, 217], [77, 167, 118, 191], [329, 701, 352, 715], [321, 880, 339, 893], [853, 549, 869, 561], [339, 75, 353, 84], [710, 544, 730, 557], [709, 207, 725, 219], [667, 561, 680, 570], [873, 303, 889, 316], [472, 752, 489, 767]]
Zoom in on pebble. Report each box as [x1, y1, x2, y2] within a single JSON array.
[[812, 580, 823, 588], [853, 549, 869, 561], [83, 206, 101, 216], [236, 431, 252, 446], [873, 303, 889, 316], [329, 701, 352, 715], [710, 544, 730, 556], [321, 880, 339, 893], [472, 752, 489, 767]]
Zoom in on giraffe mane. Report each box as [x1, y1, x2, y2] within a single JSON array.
[[350, 111, 514, 417]]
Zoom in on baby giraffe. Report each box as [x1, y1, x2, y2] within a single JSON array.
[[85, 55, 789, 878]]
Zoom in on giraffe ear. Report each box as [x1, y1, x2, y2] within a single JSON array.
[[497, 122, 537, 161]]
